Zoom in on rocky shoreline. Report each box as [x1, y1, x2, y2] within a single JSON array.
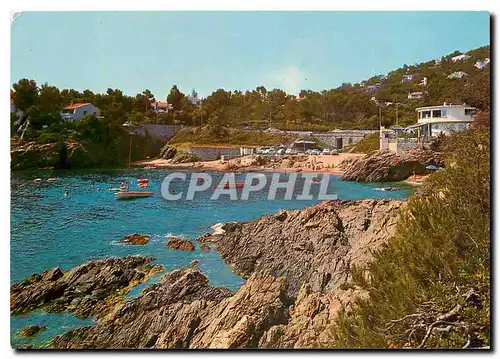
[[12, 199, 405, 349]]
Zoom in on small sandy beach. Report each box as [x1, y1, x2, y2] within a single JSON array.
[[132, 153, 365, 174]]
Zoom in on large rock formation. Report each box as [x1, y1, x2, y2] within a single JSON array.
[[340, 149, 444, 182], [11, 256, 163, 319], [215, 199, 404, 297], [50, 267, 234, 349], [48, 199, 404, 349]]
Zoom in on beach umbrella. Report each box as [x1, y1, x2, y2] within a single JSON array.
[[425, 164, 440, 171]]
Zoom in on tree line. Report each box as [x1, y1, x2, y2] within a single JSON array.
[[11, 45, 489, 135]]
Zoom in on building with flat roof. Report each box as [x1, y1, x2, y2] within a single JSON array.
[[408, 103, 475, 141]]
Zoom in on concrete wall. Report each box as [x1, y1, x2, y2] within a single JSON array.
[[188, 147, 242, 161], [314, 130, 378, 149]]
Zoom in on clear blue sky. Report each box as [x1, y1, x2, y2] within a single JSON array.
[[11, 11, 490, 98]]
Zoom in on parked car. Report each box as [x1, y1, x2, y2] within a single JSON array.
[[276, 148, 285, 155], [285, 148, 296, 155], [331, 149, 339, 155], [321, 149, 331, 155], [310, 149, 321, 155]]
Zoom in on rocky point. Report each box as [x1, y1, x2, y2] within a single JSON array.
[[46, 199, 404, 349]]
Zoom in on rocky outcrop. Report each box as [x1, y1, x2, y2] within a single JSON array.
[[214, 199, 405, 297], [50, 267, 233, 349], [49, 199, 404, 349], [50, 267, 287, 349], [121, 233, 150, 245], [11, 256, 163, 319], [166, 237, 195, 251], [196, 233, 220, 243], [19, 325, 47, 337], [340, 149, 444, 182]]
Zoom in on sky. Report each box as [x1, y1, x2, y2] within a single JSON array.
[[11, 11, 490, 98]]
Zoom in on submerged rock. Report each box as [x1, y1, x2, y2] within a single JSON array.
[[18, 325, 47, 337], [166, 237, 195, 251], [121, 233, 151, 245], [11, 256, 163, 319], [340, 148, 444, 182]]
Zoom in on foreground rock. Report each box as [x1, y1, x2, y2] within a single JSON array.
[[50, 199, 404, 349], [51, 268, 287, 349], [215, 199, 405, 297], [340, 148, 444, 182], [121, 233, 151, 245], [51, 267, 234, 348], [11, 256, 163, 319], [19, 325, 47, 337], [166, 237, 195, 251]]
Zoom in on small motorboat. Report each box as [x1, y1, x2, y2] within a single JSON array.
[[108, 187, 121, 191], [137, 178, 149, 183], [47, 177, 58, 182], [223, 183, 245, 189], [115, 191, 154, 200]]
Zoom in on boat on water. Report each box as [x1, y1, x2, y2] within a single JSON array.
[[115, 191, 154, 200]]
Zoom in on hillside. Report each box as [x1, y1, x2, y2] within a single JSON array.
[[11, 46, 490, 137]]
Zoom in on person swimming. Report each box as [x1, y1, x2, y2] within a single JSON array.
[[64, 190, 70, 198]]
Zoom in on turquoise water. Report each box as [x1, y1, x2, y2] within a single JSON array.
[[11, 169, 412, 348]]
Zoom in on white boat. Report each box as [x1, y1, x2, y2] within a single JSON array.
[[114, 191, 154, 200]]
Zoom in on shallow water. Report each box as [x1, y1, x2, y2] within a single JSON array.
[[10, 168, 412, 348]]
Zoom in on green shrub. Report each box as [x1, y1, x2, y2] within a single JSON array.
[[349, 133, 380, 153], [37, 132, 63, 144], [330, 119, 490, 349]]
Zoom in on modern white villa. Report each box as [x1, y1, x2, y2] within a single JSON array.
[[409, 103, 476, 141], [61, 103, 101, 122]]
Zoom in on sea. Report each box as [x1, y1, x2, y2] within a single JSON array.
[[10, 169, 412, 348]]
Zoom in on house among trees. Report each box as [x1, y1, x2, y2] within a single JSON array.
[[152, 101, 172, 113], [363, 83, 382, 94], [450, 53, 472, 62], [60, 103, 100, 122], [407, 91, 424, 100], [447, 71, 469, 79], [401, 74, 415, 83], [474, 58, 490, 70]]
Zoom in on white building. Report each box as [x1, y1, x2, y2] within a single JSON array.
[[447, 71, 469, 79], [474, 58, 490, 70], [401, 74, 415, 83], [451, 54, 471, 62], [419, 77, 428, 87], [409, 103, 476, 141], [61, 103, 100, 122], [408, 92, 424, 100]]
